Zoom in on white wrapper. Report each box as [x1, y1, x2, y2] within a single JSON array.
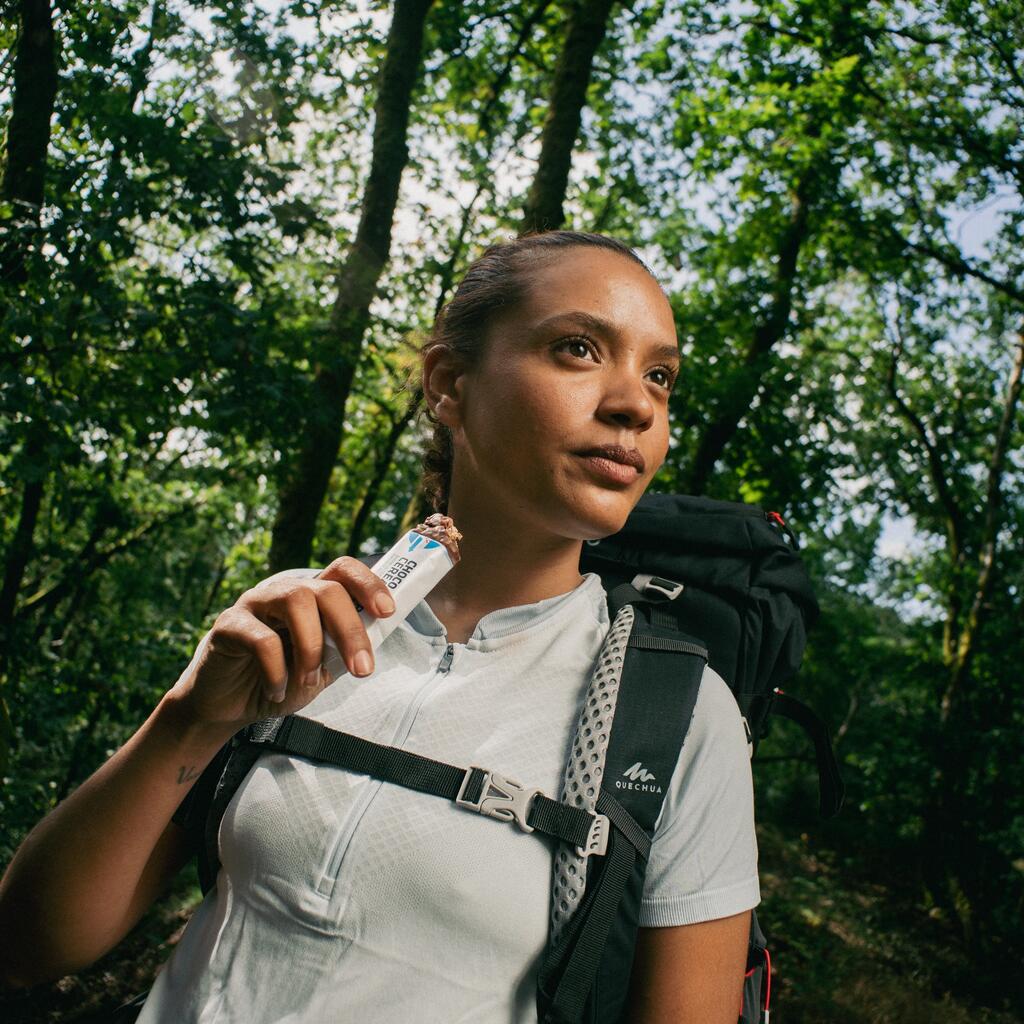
[[321, 526, 457, 680]]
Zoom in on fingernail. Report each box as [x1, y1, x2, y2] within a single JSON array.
[[269, 688, 286, 703], [353, 650, 373, 676], [375, 593, 395, 616]]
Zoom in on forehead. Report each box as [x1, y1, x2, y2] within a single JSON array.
[[499, 247, 678, 350]]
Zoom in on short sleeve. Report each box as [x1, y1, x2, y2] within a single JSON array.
[[638, 665, 760, 927]]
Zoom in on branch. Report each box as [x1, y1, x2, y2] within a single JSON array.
[[879, 25, 951, 47], [20, 503, 196, 625], [897, 232, 1024, 308], [477, 0, 555, 142], [885, 331, 966, 561]]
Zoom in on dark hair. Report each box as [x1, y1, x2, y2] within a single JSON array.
[[404, 230, 658, 515]]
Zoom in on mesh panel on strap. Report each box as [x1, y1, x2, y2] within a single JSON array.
[[551, 602, 634, 944]]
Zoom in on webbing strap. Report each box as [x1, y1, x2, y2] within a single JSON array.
[[539, 827, 637, 1023], [769, 692, 845, 817], [271, 714, 467, 799], [595, 790, 651, 861], [250, 714, 639, 856]]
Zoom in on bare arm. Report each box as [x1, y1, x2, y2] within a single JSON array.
[[0, 556, 396, 991], [0, 694, 234, 989], [624, 910, 752, 1023]]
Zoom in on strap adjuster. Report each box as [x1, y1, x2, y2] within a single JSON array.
[[576, 813, 610, 858], [631, 573, 684, 601], [456, 766, 541, 833]]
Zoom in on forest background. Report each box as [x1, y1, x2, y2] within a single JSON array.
[[1, 0, 1022, 1021]]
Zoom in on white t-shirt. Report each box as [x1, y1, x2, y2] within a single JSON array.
[[139, 570, 759, 1023]]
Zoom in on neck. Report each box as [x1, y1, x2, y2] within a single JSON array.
[[423, 499, 586, 642]]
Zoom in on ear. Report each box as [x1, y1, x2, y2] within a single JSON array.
[[422, 343, 469, 430]]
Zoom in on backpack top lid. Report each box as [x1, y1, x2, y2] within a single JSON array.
[[580, 492, 819, 625], [578, 492, 821, 747]]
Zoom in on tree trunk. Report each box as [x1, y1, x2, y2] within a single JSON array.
[[683, 0, 863, 494], [0, 0, 59, 285], [345, 400, 421, 558], [520, 0, 619, 233], [940, 332, 1024, 723], [268, 0, 436, 572], [918, 331, 1024, 948], [684, 173, 814, 494], [0, 0, 59, 773], [0, 0, 58, 630]]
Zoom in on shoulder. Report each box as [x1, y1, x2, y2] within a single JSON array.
[[686, 665, 750, 759], [651, 662, 754, 841], [639, 662, 761, 924]]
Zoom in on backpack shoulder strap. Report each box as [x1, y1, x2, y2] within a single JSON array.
[[538, 579, 707, 1024]]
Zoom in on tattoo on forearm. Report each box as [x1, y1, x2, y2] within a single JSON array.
[[177, 765, 201, 785]]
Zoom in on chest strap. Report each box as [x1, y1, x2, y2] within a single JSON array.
[[246, 714, 651, 862]]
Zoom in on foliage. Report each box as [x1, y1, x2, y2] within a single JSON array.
[[2, 0, 1023, 1016]]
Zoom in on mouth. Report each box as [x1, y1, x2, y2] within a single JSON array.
[[575, 452, 642, 486], [575, 445, 645, 474]]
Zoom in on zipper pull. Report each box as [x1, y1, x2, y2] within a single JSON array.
[[439, 643, 454, 673], [764, 510, 798, 549]]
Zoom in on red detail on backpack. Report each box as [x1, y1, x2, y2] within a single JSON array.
[[742, 946, 773, 1020], [766, 511, 787, 528]]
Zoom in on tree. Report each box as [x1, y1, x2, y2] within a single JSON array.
[[267, 0, 437, 572]]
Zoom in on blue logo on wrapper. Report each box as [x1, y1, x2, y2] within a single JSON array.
[[407, 534, 440, 552]]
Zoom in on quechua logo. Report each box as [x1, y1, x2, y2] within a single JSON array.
[[616, 762, 662, 794]]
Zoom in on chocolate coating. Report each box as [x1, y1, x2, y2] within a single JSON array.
[[414, 513, 463, 564]]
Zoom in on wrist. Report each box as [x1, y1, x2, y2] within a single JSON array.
[[155, 689, 239, 752]]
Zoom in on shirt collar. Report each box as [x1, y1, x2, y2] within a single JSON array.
[[403, 571, 608, 644]]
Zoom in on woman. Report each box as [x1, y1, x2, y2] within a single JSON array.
[[0, 231, 759, 1021]]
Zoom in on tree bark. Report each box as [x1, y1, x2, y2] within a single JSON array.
[[268, 0, 436, 572], [0, 2, 58, 774], [520, 0, 619, 233], [0, 0, 58, 285], [0, 0, 59, 643]]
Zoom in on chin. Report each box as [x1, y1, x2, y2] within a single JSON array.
[[572, 502, 634, 542]]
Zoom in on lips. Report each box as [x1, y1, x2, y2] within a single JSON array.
[[576, 444, 645, 473]]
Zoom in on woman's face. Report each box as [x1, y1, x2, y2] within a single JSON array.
[[434, 246, 680, 543]]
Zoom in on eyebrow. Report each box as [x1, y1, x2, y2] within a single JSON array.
[[534, 310, 680, 364]]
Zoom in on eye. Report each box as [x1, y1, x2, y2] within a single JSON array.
[[560, 336, 597, 362], [650, 366, 678, 390]]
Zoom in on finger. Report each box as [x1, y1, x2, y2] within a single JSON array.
[[213, 608, 289, 702], [277, 586, 325, 682], [247, 585, 324, 687], [308, 578, 376, 678], [318, 556, 396, 618]]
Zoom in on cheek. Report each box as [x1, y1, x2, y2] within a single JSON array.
[[494, 367, 582, 433]]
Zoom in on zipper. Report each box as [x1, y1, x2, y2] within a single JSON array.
[[438, 642, 454, 673], [317, 640, 456, 894]]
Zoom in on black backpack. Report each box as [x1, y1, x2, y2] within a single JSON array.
[[109, 493, 842, 1024]]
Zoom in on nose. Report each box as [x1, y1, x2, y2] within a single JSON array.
[[599, 373, 657, 432]]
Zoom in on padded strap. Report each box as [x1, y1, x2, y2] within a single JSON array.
[[769, 691, 845, 817], [540, 587, 707, 1024]]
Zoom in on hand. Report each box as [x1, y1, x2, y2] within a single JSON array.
[[168, 557, 397, 732]]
